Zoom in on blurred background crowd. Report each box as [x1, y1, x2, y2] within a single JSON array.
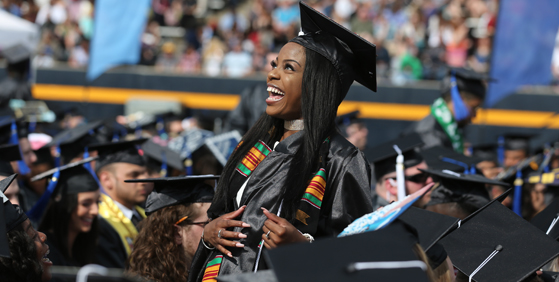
[[1, 0, 518, 84]]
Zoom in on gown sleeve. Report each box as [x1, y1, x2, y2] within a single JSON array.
[[94, 218, 128, 269]]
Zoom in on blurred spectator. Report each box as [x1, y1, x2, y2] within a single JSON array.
[[177, 44, 201, 73], [156, 41, 179, 72], [202, 37, 227, 77], [222, 42, 253, 78]]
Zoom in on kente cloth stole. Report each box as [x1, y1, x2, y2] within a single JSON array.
[[235, 140, 272, 177], [98, 194, 145, 255], [296, 137, 330, 234], [430, 97, 464, 153], [201, 255, 223, 282]]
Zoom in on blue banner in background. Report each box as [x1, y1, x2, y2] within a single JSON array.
[[486, 0, 559, 108], [87, 0, 151, 82]]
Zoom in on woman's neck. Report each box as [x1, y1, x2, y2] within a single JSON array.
[[281, 118, 303, 141], [281, 129, 300, 141], [67, 228, 79, 257]]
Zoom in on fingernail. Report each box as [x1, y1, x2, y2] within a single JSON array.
[[227, 252, 232, 257], [238, 234, 247, 238], [242, 223, 251, 228], [242, 205, 247, 208], [236, 243, 245, 247]]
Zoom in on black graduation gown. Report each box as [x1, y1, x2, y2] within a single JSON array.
[[188, 131, 373, 281], [401, 114, 454, 150], [43, 231, 79, 267], [95, 217, 129, 269]]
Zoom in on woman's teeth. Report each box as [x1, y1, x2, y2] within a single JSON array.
[[267, 86, 285, 96], [42, 250, 51, 263]]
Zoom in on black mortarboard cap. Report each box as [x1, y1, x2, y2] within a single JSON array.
[[0, 117, 29, 144], [125, 175, 217, 216], [439, 198, 559, 282], [503, 133, 536, 151], [265, 220, 429, 282], [142, 139, 185, 174], [45, 120, 104, 163], [421, 146, 482, 173], [33, 146, 54, 166], [441, 68, 492, 99], [204, 131, 242, 167], [31, 157, 99, 195], [422, 169, 508, 211], [370, 133, 424, 181], [0, 174, 27, 258], [399, 206, 459, 251], [290, 2, 376, 96], [472, 144, 498, 163], [530, 197, 559, 241], [89, 138, 148, 171], [0, 144, 21, 176]]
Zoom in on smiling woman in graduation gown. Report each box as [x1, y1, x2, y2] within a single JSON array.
[[188, 3, 376, 281]]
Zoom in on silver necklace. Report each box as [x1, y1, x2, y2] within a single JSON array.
[[284, 119, 304, 130]]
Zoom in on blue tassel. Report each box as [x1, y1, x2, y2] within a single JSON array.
[[497, 136, 505, 167], [441, 157, 469, 174], [512, 170, 523, 216], [27, 169, 60, 222], [10, 121, 30, 175], [469, 166, 476, 175], [450, 72, 470, 122], [53, 145, 61, 168], [83, 148, 105, 194], [160, 151, 168, 177]]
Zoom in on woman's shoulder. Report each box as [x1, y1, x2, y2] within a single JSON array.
[[328, 132, 362, 157]]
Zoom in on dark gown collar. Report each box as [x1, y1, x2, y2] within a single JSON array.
[[274, 130, 304, 154]]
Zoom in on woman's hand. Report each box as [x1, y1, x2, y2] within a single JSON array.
[[202, 205, 250, 257], [261, 207, 308, 249]]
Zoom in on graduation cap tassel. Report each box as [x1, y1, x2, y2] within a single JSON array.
[[512, 170, 523, 216], [450, 71, 470, 122], [10, 121, 30, 175], [545, 214, 559, 235], [27, 170, 60, 222], [441, 157, 469, 174], [83, 147, 105, 195], [497, 136, 505, 166], [135, 125, 142, 139], [468, 245, 503, 282], [54, 145, 61, 168], [160, 151, 168, 177], [393, 145, 406, 201], [28, 115, 36, 133], [156, 117, 167, 140]]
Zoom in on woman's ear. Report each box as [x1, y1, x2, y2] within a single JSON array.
[[174, 225, 183, 245]]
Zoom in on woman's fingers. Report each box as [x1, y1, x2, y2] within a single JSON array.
[[263, 219, 284, 236], [216, 244, 232, 258], [221, 230, 247, 239], [220, 219, 251, 228], [224, 205, 247, 220], [261, 207, 282, 223]]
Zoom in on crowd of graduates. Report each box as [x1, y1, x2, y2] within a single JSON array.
[[3, 2, 559, 282]]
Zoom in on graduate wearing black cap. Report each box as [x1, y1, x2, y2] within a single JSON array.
[[502, 133, 536, 169], [335, 111, 368, 151], [471, 143, 501, 179], [0, 144, 23, 206], [30, 158, 100, 267], [0, 174, 53, 282], [402, 68, 492, 153], [89, 139, 151, 269], [126, 175, 216, 281], [44, 120, 104, 165], [370, 134, 433, 210], [188, 2, 375, 280]]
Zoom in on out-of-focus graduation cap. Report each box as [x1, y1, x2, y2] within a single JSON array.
[[503, 133, 537, 152], [0, 117, 28, 144], [0, 174, 27, 258], [399, 206, 459, 251], [44, 120, 104, 163], [168, 129, 214, 159], [290, 2, 376, 95], [204, 131, 242, 167], [526, 169, 559, 185], [423, 169, 508, 212], [49, 265, 148, 282], [27, 157, 98, 222], [265, 220, 429, 282], [540, 271, 559, 282], [89, 138, 148, 172], [0, 44, 31, 64], [0, 144, 21, 176], [125, 175, 217, 216], [530, 197, 559, 241], [471, 144, 498, 163], [439, 197, 559, 282], [421, 146, 482, 174], [142, 139, 186, 176], [335, 111, 361, 127], [369, 133, 424, 181], [441, 68, 492, 99]]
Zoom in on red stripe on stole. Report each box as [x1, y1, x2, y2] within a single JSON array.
[[307, 182, 325, 194]]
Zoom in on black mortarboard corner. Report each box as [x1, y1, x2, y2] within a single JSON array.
[[142, 139, 186, 176], [0, 144, 21, 176], [439, 193, 559, 282], [422, 169, 508, 213], [264, 220, 429, 282], [290, 2, 376, 97], [44, 120, 104, 164], [89, 138, 148, 172], [421, 146, 482, 174], [370, 133, 424, 182], [0, 174, 27, 258], [399, 206, 459, 252], [125, 175, 218, 216], [503, 133, 537, 152], [531, 197, 559, 241], [204, 131, 242, 167], [27, 157, 98, 222], [440, 68, 492, 99], [471, 144, 498, 163]]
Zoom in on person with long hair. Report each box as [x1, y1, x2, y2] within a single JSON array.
[[188, 3, 377, 280], [0, 174, 52, 282], [127, 176, 216, 282], [36, 158, 100, 267]]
